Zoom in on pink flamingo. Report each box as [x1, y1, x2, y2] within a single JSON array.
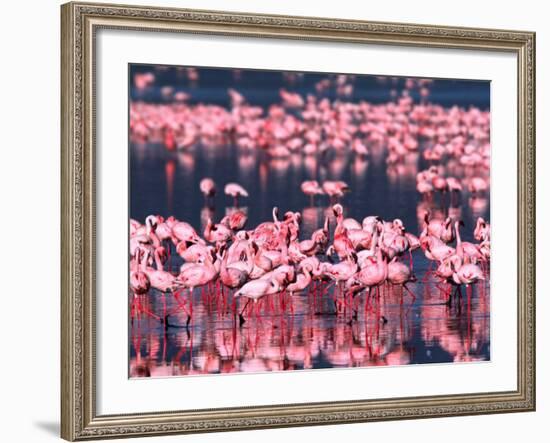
[[224, 183, 249, 206], [355, 249, 388, 299], [322, 181, 349, 202], [204, 218, 232, 246], [387, 258, 416, 302], [279, 89, 304, 108], [422, 212, 454, 243], [468, 177, 489, 196], [142, 248, 181, 327], [234, 272, 288, 325], [432, 175, 449, 195], [446, 177, 463, 193], [342, 216, 362, 231], [454, 221, 483, 263], [416, 180, 433, 199], [129, 248, 151, 318], [300, 180, 324, 205], [298, 220, 329, 256], [176, 255, 218, 297], [221, 210, 248, 231], [286, 263, 313, 296], [171, 220, 204, 246], [474, 217, 490, 242], [435, 254, 463, 282], [199, 177, 216, 204], [421, 236, 455, 262], [330, 204, 355, 259], [176, 242, 211, 264], [448, 260, 485, 307], [219, 248, 252, 291]]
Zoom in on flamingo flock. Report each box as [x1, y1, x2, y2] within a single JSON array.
[[129, 68, 491, 375], [131, 71, 489, 219], [130, 176, 490, 329]]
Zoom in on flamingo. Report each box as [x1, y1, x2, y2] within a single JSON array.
[[422, 212, 454, 243], [286, 263, 313, 296], [330, 204, 355, 259], [221, 210, 248, 231], [448, 261, 485, 307], [171, 220, 204, 246], [219, 247, 252, 291], [468, 177, 488, 196], [199, 178, 216, 204], [454, 221, 483, 263], [342, 217, 362, 231], [416, 180, 433, 199], [224, 183, 249, 206], [130, 248, 151, 318], [300, 180, 324, 205], [142, 248, 181, 327], [474, 217, 490, 242], [234, 273, 287, 325], [298, 223, 328, 257], [176, 255, 218, 295], [421, 235, 455, 262], [355, 249, 388, 297], [447, 177, 463, 194], [204, 218, 233, 246], [176, 242, 211, 264], [432, 175, 449, 195], [327, 254, 358, 284], [322, 180, 349, 202], [387, 258, 416, 302]]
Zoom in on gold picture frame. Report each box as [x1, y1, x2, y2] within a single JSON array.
[[61, 1, 536, 440]]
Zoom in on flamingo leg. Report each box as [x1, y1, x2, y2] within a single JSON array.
[[403, 284, 416, 303], [238, 298, 251, 326]]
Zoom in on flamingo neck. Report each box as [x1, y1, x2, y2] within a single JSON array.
[[455, 222, 462, 246], [140, 251, 149, 271], [245, 246, 254, 273], [154, 250, 163, 271], [371, 230, 379, 252]]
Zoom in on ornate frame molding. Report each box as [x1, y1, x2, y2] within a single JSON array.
[[61, 2, 535, 440]]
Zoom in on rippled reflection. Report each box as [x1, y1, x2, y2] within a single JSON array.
[[130, 270, 489, 376]]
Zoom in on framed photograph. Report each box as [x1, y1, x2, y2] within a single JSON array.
[[61, 1, 536, 440]]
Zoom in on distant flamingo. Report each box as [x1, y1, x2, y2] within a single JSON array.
[[224, 183, 249, 206], [416, 180, 433, 199], [468, 177, 488, 196], [432, 175, 448, 195], [322, 181, 349, 202], [199, 178, 216, 204], [300, 180, 324, 205]]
